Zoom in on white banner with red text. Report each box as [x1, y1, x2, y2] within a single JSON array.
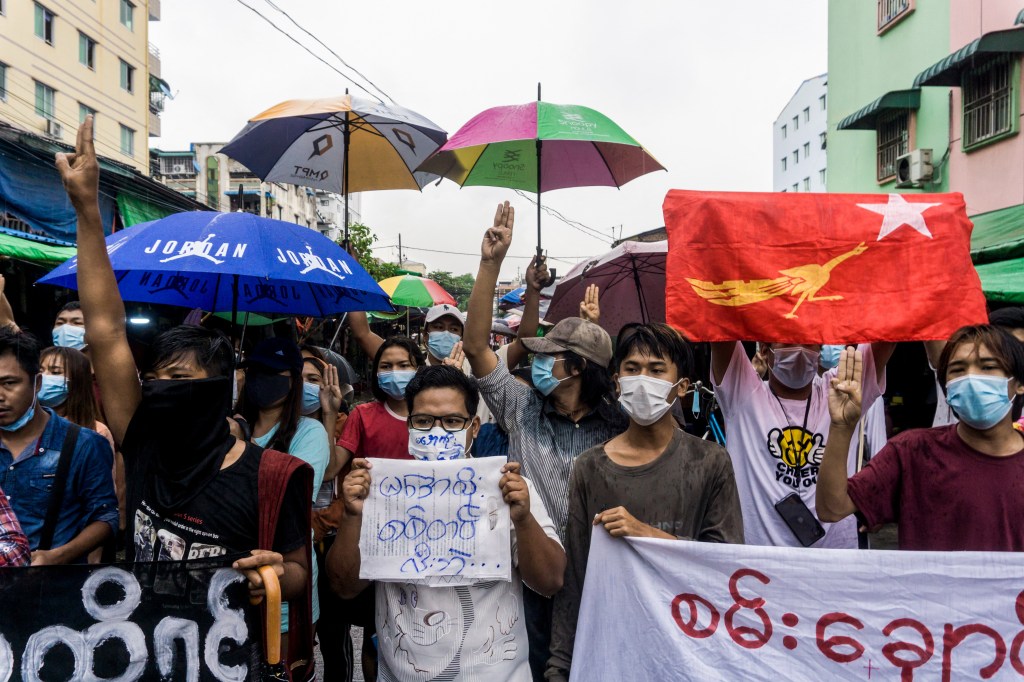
[[570, 527, 1024, 681]]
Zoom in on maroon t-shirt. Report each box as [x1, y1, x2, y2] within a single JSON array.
[[848, 424, 1024, 551]]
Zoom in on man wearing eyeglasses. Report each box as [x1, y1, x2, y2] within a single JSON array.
[[328, 365, 565, 681]]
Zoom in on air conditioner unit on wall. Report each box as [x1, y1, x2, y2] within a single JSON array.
[[46, 119, 63, 139], [895, 149, 933, 187], [171, 163, 186, 174]]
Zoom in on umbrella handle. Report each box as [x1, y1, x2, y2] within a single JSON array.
[[258, 565, 282, 666]]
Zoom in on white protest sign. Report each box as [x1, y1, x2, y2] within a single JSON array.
[[571, 527, 1024, 681], [359, 457, 512, 585]]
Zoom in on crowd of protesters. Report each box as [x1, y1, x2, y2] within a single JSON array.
[[0, 117, 1021, 681]]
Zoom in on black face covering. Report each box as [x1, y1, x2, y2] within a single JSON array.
[[244, 373, 292, 410], [124, 376, 235, 512]]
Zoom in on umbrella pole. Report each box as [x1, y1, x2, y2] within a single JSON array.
[[239, 311, 250, 357], [630, 254, 650, 324], [343, 110, 351, 247], [535, 83, 543, 262], [231, 274, 239, 327], [328, 313, 348, 351]]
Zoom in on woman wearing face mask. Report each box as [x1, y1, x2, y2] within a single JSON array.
[[337, 337, 425, 464], [238, 337, 330, 641], [38, 346, 124, 562]]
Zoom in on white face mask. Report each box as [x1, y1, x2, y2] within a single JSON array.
[[408, 426, 470, 461], [617, 375, 682, 426], [770, 347, 820, 390]]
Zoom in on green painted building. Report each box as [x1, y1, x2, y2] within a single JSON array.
[[827, 1, 951, 194], [828, 1, 1024, 304]]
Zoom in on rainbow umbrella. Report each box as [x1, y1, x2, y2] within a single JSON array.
[[378, 274, 457, 308], [417, 85, 664, 261]]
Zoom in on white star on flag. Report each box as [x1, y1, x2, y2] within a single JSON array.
[[856, 193, 942, 240]]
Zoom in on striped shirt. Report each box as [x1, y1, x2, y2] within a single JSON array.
[[0, 485, 29, 567], [476, 358, 628, 541]]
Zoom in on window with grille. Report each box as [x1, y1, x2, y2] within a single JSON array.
[[877, 0, 912, 32], [962, 56, 1014, 149], [876, 110, 909, 181], [782, 124, 787, 138], [781, 157, 787, 171]]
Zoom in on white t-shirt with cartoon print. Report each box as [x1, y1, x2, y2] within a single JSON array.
[[714, 342, 884, 548], [375, 475, 560, 682]]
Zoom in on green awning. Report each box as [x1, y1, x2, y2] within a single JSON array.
[[0, 231, 75, 266], [116, 193, 175, 227], [837, 89, 921, 130], [913, 27, 1024, 87], [975, 258, 1024, 304], [970, 203, 1024, 265], [1016, 8, 1024, 25]]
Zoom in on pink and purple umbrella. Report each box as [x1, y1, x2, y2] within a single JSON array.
[[546, 240, 667, 336], [418, 88, 664, 262]]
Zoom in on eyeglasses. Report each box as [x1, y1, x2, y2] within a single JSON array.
[[408, 414, 472, 432]]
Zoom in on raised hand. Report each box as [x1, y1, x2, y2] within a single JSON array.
[[342, 458, 373, 516], [54, 115, 99, 211], [579, 284, 600, 323], [828, 348, 863, 427], [319, 362, 343, 415], [525, 255, 550, 292], [481, 201, 514, 264], [443, 340, 466, 369]]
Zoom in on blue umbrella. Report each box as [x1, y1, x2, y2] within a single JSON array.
[[37, 211, 393, 318]]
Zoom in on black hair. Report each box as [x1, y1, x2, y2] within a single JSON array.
[[989, 306, 1024, 331], [0, 328, 40, 377], [614, 323, 694, 380], [58, 301, 82, 314], [562, 350, 616, 408], [406, 365, 480, 416], [937, 324, 1024, 393], [371, 336, 425, 402], [237, 362, 303, 453], [143, 325, 235, 378]]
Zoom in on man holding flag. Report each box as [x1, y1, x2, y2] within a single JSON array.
[[664, 189, 987, 549]]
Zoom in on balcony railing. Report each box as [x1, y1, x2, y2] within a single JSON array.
[[878, 0, 912, 32]]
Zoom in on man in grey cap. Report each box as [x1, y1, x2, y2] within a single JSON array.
[[463, 201, 627, 681]]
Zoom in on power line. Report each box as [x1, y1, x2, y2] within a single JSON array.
[[232, 0, 385, 103], [261, 0, 395, 104], [512, 190, 615, 244], [372, 242, 582, 265]]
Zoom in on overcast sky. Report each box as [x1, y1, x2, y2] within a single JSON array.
[[151, 1, 827, 279]]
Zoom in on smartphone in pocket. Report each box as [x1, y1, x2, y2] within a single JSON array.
[[774, 492, 826, 547]]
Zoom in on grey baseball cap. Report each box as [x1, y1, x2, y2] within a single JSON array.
[[522, 318, 613, 368]]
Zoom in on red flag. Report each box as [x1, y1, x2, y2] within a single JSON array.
[[663, 190, 988, 343]]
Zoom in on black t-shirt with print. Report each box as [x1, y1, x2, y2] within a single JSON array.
[[130, 443, 306, 562]]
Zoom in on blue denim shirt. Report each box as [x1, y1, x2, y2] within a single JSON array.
[[0, 408, 118, 554]]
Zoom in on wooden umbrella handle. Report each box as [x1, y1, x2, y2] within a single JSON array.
[[258, 565, 282, 665]]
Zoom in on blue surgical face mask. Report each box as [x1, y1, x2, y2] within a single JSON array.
[[378, 370, 417, 400], [38, 374, 69, 408], [820, 345, 844, 370], [946, 374, 1013, 430], [0, 392, 37, 432], [427, 331, 461, 360], [532, 354, 569, 397], [52, 324, 86, 350], [301, 381, 321, 415]]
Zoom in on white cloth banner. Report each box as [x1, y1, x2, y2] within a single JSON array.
[[571, 527, 1024, 681], [359, 457, 511, 585]]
